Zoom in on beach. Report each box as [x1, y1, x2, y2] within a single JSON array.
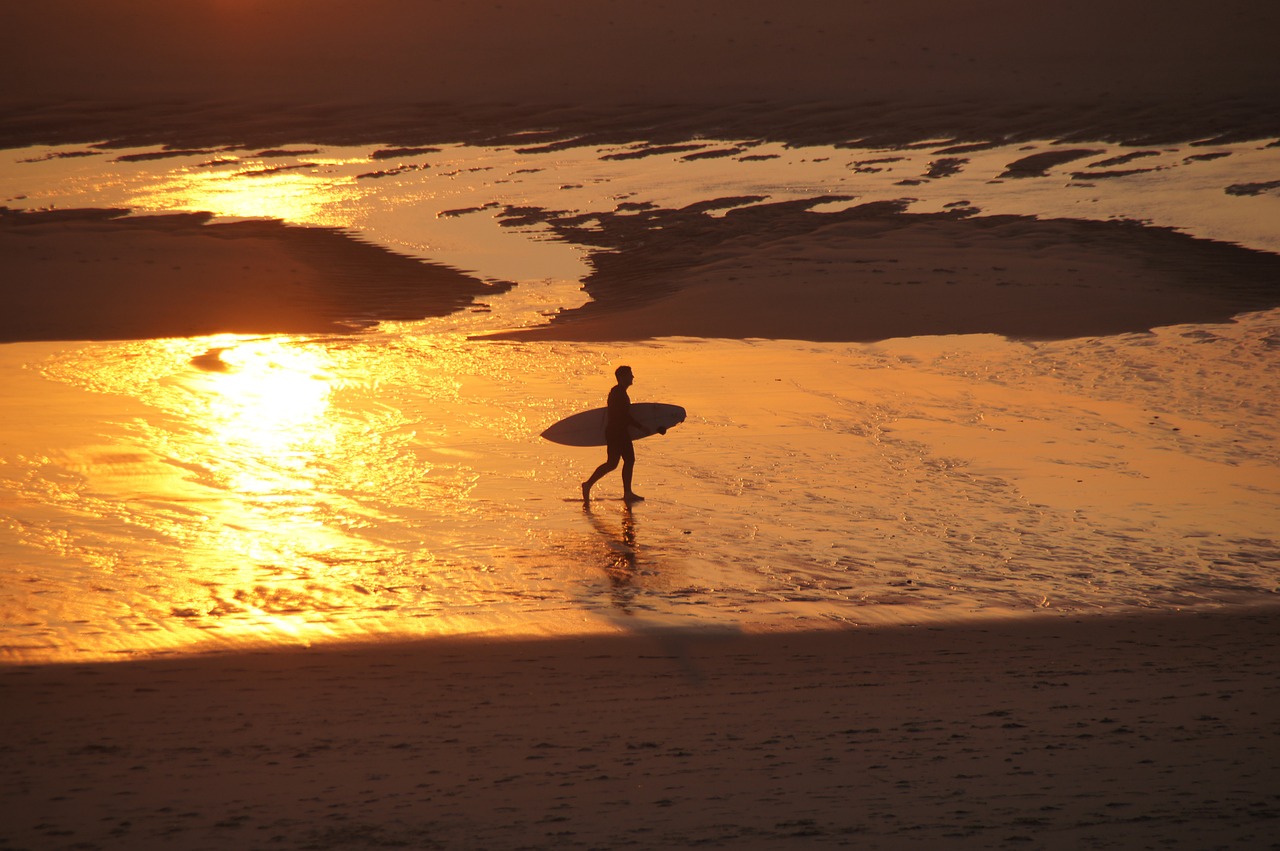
[[4, 609, 1278, 849], [3, 0, 1280, 848]]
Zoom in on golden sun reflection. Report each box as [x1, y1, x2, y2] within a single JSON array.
[[127, 161, 365, 225], [195, 337, 334, 458], [148, 336, 416, 650]]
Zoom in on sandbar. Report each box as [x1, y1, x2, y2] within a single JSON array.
[[0, 208, 505, 343]]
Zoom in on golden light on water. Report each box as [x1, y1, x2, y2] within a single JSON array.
[[154, 338, 387, 648], [192, 338, 335, 486], [126, 160, 366, 225], [0, 327, 666, 660], [35, 334, 426, 654], [3, 136, 1279, 662], [5, 310, 1280, 663]]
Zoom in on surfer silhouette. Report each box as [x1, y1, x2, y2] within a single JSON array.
[[581, 365, 658, 503]]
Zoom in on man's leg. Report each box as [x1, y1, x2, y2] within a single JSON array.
[[620, 443, 643, 502], [582, 449, 621, 501]]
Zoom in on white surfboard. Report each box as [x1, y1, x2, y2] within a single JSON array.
[[541, 402, 686, 447]]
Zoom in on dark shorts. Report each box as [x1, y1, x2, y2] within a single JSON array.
[[605, 431, 634, 459]]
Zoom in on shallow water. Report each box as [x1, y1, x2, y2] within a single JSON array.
[[2, 136, 1279, 662], [7, 135, 1280, 268], [4, 312, 1278, 663]]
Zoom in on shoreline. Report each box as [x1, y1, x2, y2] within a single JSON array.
[[3, 605, 1277, 849], [7, 97, 1280, 153]]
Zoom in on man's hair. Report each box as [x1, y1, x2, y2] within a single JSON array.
[[614, 365, 632, 380]]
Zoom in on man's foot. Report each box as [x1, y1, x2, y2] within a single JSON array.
[[624, 492, 645, 503], [581, 482, 591, 502]]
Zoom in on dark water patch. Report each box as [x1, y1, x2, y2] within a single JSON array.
[[1225, 180, 1280, 197], [19, 150, 101, 163], [1089, 150, 1161, 168], [1184, 151, 1232, 163], [514, 139, 594, 155], [849, 156, 905, 174], [189, 348, 232, 373], [680, 196, 770, 215], [239, 163, 319, 177], [497, 205, 569, 228], [925, 157, 967, 178], [370, 146, 441, 160], [682, 148, 745, 161], [1070, 168, 1161, 180], [255, 148, 320, 158], [114, 148, 218, 162], [357, 162, 429, 180], [999, 149, 1104, 178], [602, 144, 708, 161], [438, 202, 500, 218]]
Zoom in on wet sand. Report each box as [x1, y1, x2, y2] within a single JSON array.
[[492, 203, 1280, 343], [7, 203, 1279, 345], [2, 607, 1277, 849], [0, 208, 505, 343]]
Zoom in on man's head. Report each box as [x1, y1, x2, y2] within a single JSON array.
[[615, 365, 634, 386]]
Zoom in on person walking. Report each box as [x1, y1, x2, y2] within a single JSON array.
[[581, 365, 655, 502]]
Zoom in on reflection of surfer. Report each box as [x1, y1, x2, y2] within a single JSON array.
[[582, 365, 660, 503], [584, 502, 638, 613]]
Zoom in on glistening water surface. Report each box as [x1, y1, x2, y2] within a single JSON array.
[[2, 135, 1279, 662]]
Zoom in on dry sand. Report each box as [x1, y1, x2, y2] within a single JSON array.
[[2, 608, 1277, 849]]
